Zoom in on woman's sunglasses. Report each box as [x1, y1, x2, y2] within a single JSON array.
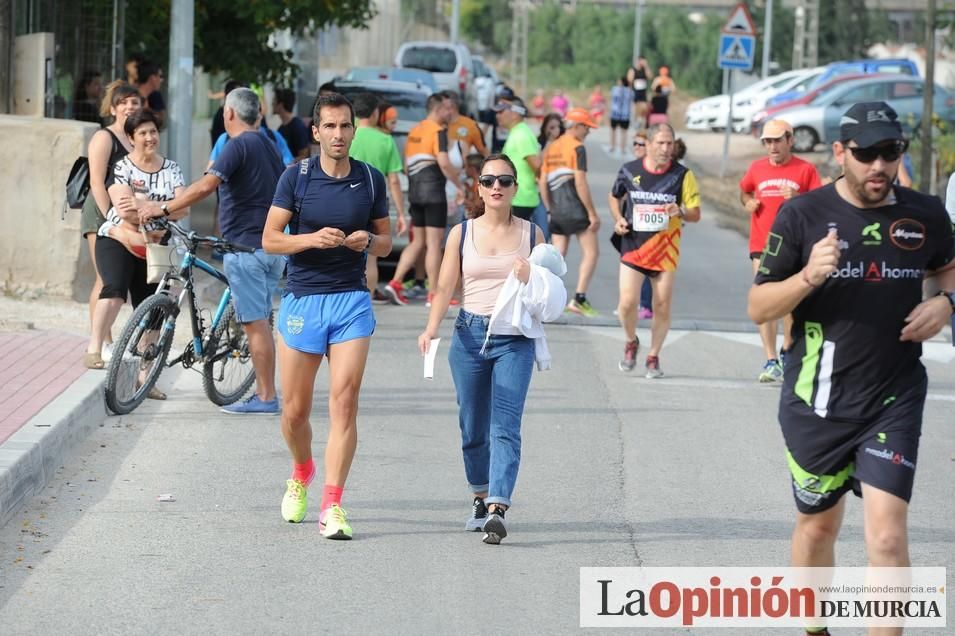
[[479, 174, 517, 188], [846, 141, 907, 164], [633, 140, 646, 147]]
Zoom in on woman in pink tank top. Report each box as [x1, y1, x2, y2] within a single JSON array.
[[418, 154, 544, 545]]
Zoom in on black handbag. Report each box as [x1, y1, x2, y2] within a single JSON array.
[[65, 156, 91, 209]]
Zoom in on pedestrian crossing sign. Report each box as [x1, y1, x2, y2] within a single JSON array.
[[718, 33, 755, 70]]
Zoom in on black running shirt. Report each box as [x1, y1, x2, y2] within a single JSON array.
[[755, 183, 955, 422]]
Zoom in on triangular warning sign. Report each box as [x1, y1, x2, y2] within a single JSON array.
[[723, 3, 757, 35]]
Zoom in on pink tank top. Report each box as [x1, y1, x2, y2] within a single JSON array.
[[461, 218, 532, 316]]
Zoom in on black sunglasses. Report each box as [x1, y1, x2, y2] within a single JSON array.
[[478, 174, 516, 188], [846, 141, 907, 164], [632, 140, 646, 147]]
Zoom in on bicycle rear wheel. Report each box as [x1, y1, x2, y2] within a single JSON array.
[[202, 303, 256, 406], [105, 294, 178, 415]]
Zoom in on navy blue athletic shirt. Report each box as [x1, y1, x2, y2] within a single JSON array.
[[272, 157, 388, 297]]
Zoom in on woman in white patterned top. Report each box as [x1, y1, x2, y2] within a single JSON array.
[[84, 109, 190, 379]]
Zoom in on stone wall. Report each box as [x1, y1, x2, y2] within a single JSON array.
[[0, 115, 98, 300]]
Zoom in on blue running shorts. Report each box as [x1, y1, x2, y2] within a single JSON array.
[[278, 290, 376, 355]]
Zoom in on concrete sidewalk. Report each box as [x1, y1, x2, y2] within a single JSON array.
[[0, 330, 105, 528]]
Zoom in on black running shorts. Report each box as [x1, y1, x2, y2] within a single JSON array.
[[781, 377, 926, 514], [610, 118, 630, 130], [409, 202, 448, 229]]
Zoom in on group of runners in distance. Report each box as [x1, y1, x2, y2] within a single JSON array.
[[80, 52, 955, 636]]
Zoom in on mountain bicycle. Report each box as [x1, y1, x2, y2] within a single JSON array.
[[104, 221, 263, 415]]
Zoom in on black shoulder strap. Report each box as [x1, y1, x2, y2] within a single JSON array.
[[293, 158, 311, 215], [529, 220, 536, 253], [459, 219, 468, 272]]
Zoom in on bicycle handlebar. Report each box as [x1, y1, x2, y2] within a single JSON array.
[[158, 219, 255, 254]]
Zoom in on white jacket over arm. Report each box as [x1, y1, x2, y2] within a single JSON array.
[[483, 264, 567, 370]]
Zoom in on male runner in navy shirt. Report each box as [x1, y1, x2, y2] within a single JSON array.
[[263, 93, 392, 540]]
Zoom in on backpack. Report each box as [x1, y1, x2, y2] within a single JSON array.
[[65, 156, 91, 209], [291, 158, 376, 216]]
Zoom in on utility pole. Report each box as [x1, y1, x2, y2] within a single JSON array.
[[632, 0, 645, 63], [510, 0, 528, 95], [168, 0, 194, 227], [920, 0, 936, 193], [450, 0, 459, 44], [792, 1, 805, 69], [761, 0, 773, 78], [805, 0, 819, 67]]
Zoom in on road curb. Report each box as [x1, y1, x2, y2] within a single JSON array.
[[0, 370, 105, 528]]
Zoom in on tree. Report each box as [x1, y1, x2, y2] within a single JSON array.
[[125, 0, 377, 85]]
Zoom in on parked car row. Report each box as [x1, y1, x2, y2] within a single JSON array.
[[685, 57, 926, 149]]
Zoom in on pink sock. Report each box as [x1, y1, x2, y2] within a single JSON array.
[[321, 484, 343, 511], [291, 459, 315, 486]]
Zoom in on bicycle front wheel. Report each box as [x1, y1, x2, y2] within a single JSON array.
[[105, 294, 178, 415], [201, 303, 256, 406]]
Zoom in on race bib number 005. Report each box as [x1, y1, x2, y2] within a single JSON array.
[[633, 205, 669, 232]]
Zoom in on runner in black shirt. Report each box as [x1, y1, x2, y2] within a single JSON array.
[[749, 102, 955, 636]]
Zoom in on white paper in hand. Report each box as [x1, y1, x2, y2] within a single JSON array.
[[423, 338, 441, 379]]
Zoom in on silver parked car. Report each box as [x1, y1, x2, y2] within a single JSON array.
[[394, 41, 476, 114], [771, 75, 955, 152]]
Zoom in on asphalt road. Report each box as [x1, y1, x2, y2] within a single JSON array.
[[1, 132, 952, 635]]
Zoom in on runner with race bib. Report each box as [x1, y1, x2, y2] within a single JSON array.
[[608, 122, 701, 377]]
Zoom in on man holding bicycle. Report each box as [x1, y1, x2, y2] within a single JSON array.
[[262, 93, 392, 540], [140, 87, 285, 415]]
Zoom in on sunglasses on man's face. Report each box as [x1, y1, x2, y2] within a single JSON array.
[[846, 141, 906, 164], [479, 174, 517, 188]]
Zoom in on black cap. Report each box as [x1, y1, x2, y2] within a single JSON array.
[[839, 101, 904, 147], [496, 84, 515, 100]]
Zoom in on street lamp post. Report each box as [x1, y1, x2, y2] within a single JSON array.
[[632, 0, 645, 63]]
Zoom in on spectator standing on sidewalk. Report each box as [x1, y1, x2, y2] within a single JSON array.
[[80, 81, 140, 362], [274, 88, 311, 162], [135, 62, 166, 129], [263, 92, 392, 540], [540, 108, 602, 317], [418, 154, 546, 545], [628, 57, 652, 130], [85, 110, 189, 390], [609, 122, 701, 377], [73, 70, 104, 125], [348, 92, 408, 299], [140, 88, 286, 415], [740, 119, 822, 383]]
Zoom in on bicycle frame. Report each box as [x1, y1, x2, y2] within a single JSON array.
[[159, 249, 231, 364]]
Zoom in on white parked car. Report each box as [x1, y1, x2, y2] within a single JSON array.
[[685, 68, 820, 132]]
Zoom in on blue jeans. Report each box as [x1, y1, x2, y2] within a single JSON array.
[[448, 310, 535, 507], [532, 202, 551, 243], [640, 277, 653, 310]]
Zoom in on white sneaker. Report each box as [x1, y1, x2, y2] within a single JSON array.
[[101, 342, 115, 362]]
